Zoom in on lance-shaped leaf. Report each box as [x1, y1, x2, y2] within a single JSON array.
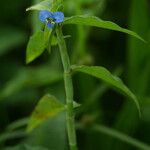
[[64, 15, 145, 42], [0, 27, 26, 56], [26, 30, 71, 64], [26, 0, 63, 12], [27, 94, 65, 132], [26, 31, 46, 64], [4, 144, 49, 150], [0, 67, 63, 101], [26, 29, 52, 64], [72, 65, 140, 115], [26, 0, 52, 11], [90, 124, 150, 150]]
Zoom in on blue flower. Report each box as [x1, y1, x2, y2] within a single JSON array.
[[39, 10, 53, 22], [53, 12, 64, 23], [39, 10, 64, 29]]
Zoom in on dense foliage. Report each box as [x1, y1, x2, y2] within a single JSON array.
[[0, 0, 150, 150]]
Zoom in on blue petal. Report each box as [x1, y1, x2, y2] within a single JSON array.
[[53, 12, 64, 23], [39, 10, 53, 22], [47, 22, 54, 29]]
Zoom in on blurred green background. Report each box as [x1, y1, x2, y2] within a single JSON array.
[[0, 0, 150, 150]]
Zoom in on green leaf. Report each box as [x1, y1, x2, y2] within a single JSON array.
[[27, 94, 65, 132], [26, 0, 52, 11], [26, 0, 63, 63], [91, 124, 150, 150], [26, 0, 63, 12], [73, 101, 81, 108], [0, 130, 26, 144], [111, 1, 150, 150], [51, 0, 63, 12], [72, 65, 140, 114], [6, 118, 29, 131], [4, 145, 49, 150], [26, 113, 67, 150], [64, 15, 145, 42], [26, 31, 46, 64], [0, 66, 63, 101], [0, 27, 26, 56]]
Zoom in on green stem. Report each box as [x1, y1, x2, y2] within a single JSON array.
[[56, 26, 78, 150]]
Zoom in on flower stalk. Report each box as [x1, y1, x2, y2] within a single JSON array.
[[56, 26, 78, 150]]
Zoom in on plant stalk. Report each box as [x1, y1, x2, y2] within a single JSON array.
[[56, 26, 78, 150]]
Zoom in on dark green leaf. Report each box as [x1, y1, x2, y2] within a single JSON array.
[[0, 27, 26, 56], [0, 66, 63, 101], [91, 124, 150, 150], [4, 145, 48, 150], [0, 130, 26, 144], [26, 31, 46, 64], [64, 15, 145, 42], [72, 65, 140, 114], [26, 113, 67, 150]]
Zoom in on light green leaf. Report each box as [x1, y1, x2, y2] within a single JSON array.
[[26, 0, 52, 11], [64, 15, 145, 42], [26, 0, 63, 12], [26, 31, 47, 64], [51, 0, 63, 12], [73, 101, 81, 108], [72, 65, 140, 114], [27, 94, 65, 132]]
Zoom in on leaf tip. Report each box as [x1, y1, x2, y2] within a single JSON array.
[[25, 56, 32, 64], [26, 8, 29, 11]]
